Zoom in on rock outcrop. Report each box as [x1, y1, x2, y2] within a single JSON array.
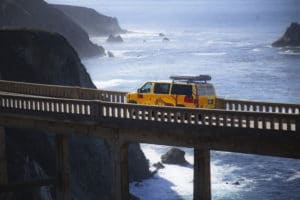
[[0, 0, 104, 58], [0, 29, 150, 200], [54, 4, 126, 36], [272, 22, 300, 47], [107, 34, 124, 43], [161, 148, 188, 165]]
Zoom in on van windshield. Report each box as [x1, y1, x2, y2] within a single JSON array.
[[198, 85, 215, 96], [171, 84, 192, 95]]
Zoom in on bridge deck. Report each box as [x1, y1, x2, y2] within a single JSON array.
[[0, 80, 299, 200]]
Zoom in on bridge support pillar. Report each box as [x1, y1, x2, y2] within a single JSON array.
[[194, 148, 211, 200], [109, 133, 129, 200], [56, 134, 71, 200], [0, 126, 8, 199]]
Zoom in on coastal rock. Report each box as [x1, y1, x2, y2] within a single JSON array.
[[0, 29, 150, 199], [163, 37, 170, 42], [54, 4, 126, 36], [0, 0, 105, 58], [272, 22, 300, 47], [159, 33, 165, 37], [153, 162, 165, 170], [161, 148, 188, 165], [107, 51, 115, 57], [106, 34, 124, 43]]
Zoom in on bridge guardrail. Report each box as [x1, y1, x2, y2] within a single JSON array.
[[1, 92, 298, 133], [101, 102, 299, 132], [0, 80, 127, 103], [2, 80, 300, 115], [216, 98, 300, 114]]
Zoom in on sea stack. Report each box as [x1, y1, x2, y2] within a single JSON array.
[[272, 22, 300, 47]]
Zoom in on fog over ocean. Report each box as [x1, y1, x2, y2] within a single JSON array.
[[48, 0, 300, 199]]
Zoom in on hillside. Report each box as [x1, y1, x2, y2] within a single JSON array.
[[0, 0, 104, 58]]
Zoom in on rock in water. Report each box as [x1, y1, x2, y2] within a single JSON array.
[[161, 148, 188, 165], [159, 33, 165, 37], [106, 34, 124, 43], [272, 22, 300, 47], [107, 51, 114, 57], [163, 37, 170, 42], [153, 162, 165, 170]]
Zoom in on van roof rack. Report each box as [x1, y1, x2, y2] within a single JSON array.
[[170, 75, 211, 83]]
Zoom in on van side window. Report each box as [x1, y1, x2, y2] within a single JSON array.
[[140, 82, 152, 93], [154, 83, 170, 94], [171, 84, 192, 95]]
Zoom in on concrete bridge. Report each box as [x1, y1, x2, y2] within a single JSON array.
[[0, 80, 299, 200]]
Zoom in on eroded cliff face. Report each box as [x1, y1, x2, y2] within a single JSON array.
[[54, 4, 126, 36], [0, 29, 150, 200], [0, 0, 105, 58]]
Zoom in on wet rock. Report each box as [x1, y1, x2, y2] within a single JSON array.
[[232, 181, 240, 185], [159, 33, 165, 37], [272, 22, 300, 47], [163, 37, 170, 42], [153, 162, 165, 170], [161, 148, 188, 165], [106, 34, 124, 43], [107, 51, 114, 57]]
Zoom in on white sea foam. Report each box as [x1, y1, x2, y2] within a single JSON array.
[[193, 52, 227, 56], [130, 144, 255, 199], [93, 79, 138, 89], [286, 171, 300, 182], [251, 48, 261, 52], [278, 50, 300, 55]]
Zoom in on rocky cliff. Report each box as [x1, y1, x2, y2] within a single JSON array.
[[272, 22, 300, 47], [0, 29, 150, 200], [54, 4, 126, 36], [0, 0, 104, 58]]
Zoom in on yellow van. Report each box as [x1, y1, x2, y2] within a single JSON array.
[[126, 75, 216, 108]]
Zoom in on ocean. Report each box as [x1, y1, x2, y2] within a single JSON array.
[[48, 0, 300, 199]]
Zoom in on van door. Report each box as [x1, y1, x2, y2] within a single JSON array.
[[137, 82, 153, 105], [152, 83, 172, 106], [171, 84, 195, 107]]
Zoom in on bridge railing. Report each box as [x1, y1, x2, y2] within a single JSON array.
[[0, 80, 127, 103], [101, 102, 299, 132], [0, 93, 96, 121], [1, 92, 299, 133], [216, 98, 300, 114], [2, 80, 300, 115]]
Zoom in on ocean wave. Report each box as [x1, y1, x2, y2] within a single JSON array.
[[93, 79, 138, 89], [251, 48, 261, 52], [193, 52, 227, 56], [286, 171, 300, 182], [206, 40, 252, 47], [278, 50, 300, 56]]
